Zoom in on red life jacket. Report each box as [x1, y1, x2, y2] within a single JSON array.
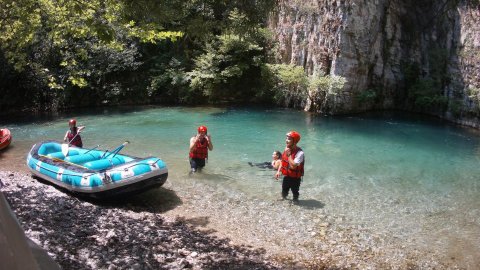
[[189, 138, 209, 159], [280, 147, 304, 178], [67, 129, 83, 148]]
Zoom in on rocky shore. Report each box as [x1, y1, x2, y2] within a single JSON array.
[[0, 171, 283, 270], [1, 168, 473, 269]]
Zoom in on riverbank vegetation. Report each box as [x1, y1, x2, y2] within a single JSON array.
[[0, 0, 348, 116]]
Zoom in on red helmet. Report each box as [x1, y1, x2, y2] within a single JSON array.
[[69, 119, 77, 126], [286, 130, 301, 144], [198, 125, 207, 133]]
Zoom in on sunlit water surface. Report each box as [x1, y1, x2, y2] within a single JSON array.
[[1, 106, 480, 267]]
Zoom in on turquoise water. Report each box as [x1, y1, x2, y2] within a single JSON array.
[[2, 106, 480, 200], [1, 106, 480, 266]]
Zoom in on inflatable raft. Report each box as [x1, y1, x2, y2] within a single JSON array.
[[26, 141, 168, 199], [0, 128, 12, 150]]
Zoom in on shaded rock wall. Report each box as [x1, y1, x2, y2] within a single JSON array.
[[452, 3, 480, 127], [269, 0, 480, 126]]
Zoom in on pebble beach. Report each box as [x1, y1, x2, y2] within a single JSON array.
[[2, 167, 474, 269], [1, 170, 281, 269]]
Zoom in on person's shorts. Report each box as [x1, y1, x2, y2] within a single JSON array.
[[190, 158, 206, 170]]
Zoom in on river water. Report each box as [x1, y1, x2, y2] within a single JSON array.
[[1, 106, 480, 268]]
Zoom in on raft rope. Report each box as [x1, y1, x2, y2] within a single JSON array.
[[31, 157, 164, 178]]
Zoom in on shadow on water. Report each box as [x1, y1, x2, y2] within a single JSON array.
[[296, 199, 325, 209], [282, 198, 325, 209], [248, 161, 274, 170], [176, 216, 218, 234]]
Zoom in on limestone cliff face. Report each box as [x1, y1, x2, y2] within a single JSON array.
[[269, 0, 480, 126]]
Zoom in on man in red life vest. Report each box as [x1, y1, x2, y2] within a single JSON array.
[[275, 131, 304, 203], [63, 119, 85, 147], [189, 125, 213, 172]]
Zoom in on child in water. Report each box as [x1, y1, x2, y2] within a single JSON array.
[[249, 150, 282, 170], [271, 150, 282, 170]]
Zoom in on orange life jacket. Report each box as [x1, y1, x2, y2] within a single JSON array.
[[280, 147, 304, 178], [189, 138, 209, 159]]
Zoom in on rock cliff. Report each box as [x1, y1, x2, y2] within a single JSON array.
[[269, 0, 480, 126]]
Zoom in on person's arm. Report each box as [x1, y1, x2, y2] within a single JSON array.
[[272, 159, 279, 169], [77, 126, 85, 132], [189, 136, 197, 152], [274, 155, 283, 179], [283, 147, 298, 169], [286, 155, 297, 169], [64, 131, 69, 142], [274, 160, 281, 170], [289, 150, 304, 168], [282, 148, 303, 169], [275, 166, 282, 179], [206, 135, 213, 150]]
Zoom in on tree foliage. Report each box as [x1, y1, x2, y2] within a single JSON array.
[[0, 0, 182, 90], [263, 64, 347, 112], [263, 64, 308, 108], [402, 47, 450, 112], [0, 0, 279, 113], [307, 73, 347, 112], [146, 2, 276, 105], [408, 78, 448, 109], [187, 33, 265, 103]]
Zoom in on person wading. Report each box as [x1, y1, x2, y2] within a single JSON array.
[[189, 125, 213, 173], [275, 131, 304, 204]]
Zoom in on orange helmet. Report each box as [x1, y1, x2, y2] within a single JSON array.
[[198, 125, 207, 133], [286, 130, 301, 144], [69, 119, 77, 126]]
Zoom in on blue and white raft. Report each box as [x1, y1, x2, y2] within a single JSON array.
[[26, 141, 168, 199]]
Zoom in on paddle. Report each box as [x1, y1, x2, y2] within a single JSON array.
[[102, 141, 129, 159], [61, 131, 81, 157]]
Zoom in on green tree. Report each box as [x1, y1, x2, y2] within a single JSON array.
[[0, 0, 277, 112], [187, 33, 265, 103], [0, 0, 183, 90], [263, 64, 347, 112], [263, 64, 308, 108], [182, 4, 275, 104], [306, 73, 347, 112]]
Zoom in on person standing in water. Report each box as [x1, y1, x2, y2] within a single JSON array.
[[189, 125, 213, 173], [64, 119, 85, 147], [275, 131, 304, 203]]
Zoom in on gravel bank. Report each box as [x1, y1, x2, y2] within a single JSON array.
[[1, 169, 470, 269], [0, 171, 283, 270]]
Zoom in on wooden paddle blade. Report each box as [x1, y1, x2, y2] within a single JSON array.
[[61, 144, 69, 157]]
